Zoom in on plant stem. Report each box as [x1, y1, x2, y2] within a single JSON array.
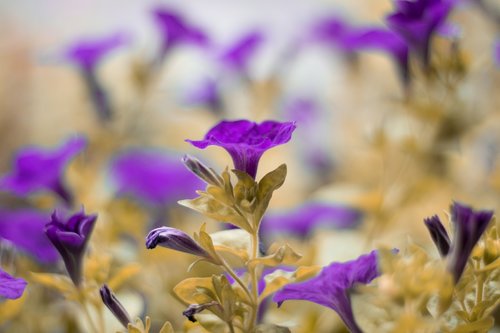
[[80, 301, 100, 333], [220, 258, 253, 303], [248, 230, 260, 330]]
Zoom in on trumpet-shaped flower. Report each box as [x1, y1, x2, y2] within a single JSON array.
[[0, 136, 87, 206], [109, 149, 203, 207], [187, 120, 296, 179], [273, 250, 379, 333], [0, 209, 58, 263], [146, 226, 210, 259], [45, 209, 97, 286], [0, 268, 27, 300]]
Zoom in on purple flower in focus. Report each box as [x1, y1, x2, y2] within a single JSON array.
[[261, 202, 362, 238], [109, 149, 203, 207], [386, 0, 454, 67], [187, 120, 296, 179], [145, 226, 210, 259], [219, 31, 264, 76], [153, 8, 209, 59], [0, 268, 27, 300], [0, 136, 87, 206], [273, 250, 379, 333], [45, 209, 97, 286], [0, 209, 59, 263]]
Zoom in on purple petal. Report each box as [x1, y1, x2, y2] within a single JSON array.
[[109, 149, 203, 206], [261, 202, 362, 238], [273, 250, 379, 333], [184, 78, 222, 112], [0, 209, 59, 263], [494, 40, 500, 68], [0, 268, 27, 300], [219, 31, 264, 74]]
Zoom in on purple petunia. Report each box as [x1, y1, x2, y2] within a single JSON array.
[[219, 31, 264, 76], [0, 136, 87, 206], [109, 149, 203, 207], [0, 209, 59, 263], [45, 209, 97, 287], [0, 268, 27, 300], [153, 8, 209, 59], [273, 250, 379, 333], [261, 202, 362, 238], [187, 120, 296, 179], [386, 0, 454, 67]]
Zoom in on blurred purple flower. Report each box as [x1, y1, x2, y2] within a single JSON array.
[[494, 40, 500, 68], [109, 149, 203, 207], [0, 136, 87, 206], [423, 215, 451, 257], [261, 202, 362, 238], [386, 0, 454, 67], [187, 120, 296, 179], [0, 268, 27, 300], [309, 17, 356, 50], [153, 8, 209, 58], [273, 250, 379, 333], [448, 202, 493, 282], [0, 209, 58, 263], [219, 31, 264, 76], [145, 226, 210, 259], [45, 209, 97, 286], [185, 78, 223, 113]]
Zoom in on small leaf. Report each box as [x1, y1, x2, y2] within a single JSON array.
[[174, 277, 216, 305], [248, 243, 302, 270], [108, 263, 141, 290], [158, 321, 174, 333], [30, 272, 74, 295], [255, 164, 287, 224]]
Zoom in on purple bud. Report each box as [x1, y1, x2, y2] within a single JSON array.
[[44, 209, 97, 286], [182, 155, 223, 187], [424, 215, 451, 257], [99, 284, 132, 328], [145, 227, 210, 258]]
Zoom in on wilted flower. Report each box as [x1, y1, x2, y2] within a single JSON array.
[[153, 8, 209, 59], [146, 226, 210, 259], [0, 209, 59, 263], [386, 0, 454, 67], [187, 120, 296, 179], [423, 214, 451, 257], [261, 202, 362, 238], [0, 136, 87, 206], [109, 149, 203, 207], [273, 250, 379, 333], [100, 284, 132, 328], [45, 209, 97, 286], [219, 31, 264, 77], [0, 268, 27, 300]]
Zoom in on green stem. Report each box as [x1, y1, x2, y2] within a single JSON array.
[[248, 230, 260, 330], [220, 258, 253, 304]]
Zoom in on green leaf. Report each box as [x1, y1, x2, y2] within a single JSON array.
[[254, 164, 287, 225]]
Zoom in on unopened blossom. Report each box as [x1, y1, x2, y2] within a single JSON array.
[[273, 250, 379, 333], [145, 226, 210, 259], [0, 209, 59, 263], [187, 120, 296, 179], [45, 209, 97, 286], [100, 284, 132, 328], [423, 215, 451, 257], [0, 268, 27, 300], [0, 136, 87, 206]]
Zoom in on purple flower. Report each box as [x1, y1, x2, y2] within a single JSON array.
[[261, 202, 362, 238], [0, 268, 27, 300], [494, 40, 500, 68], [185, 78, 223, 113], [44, 209, 97, 286], [219, 31, 264, 76], [109, 149, 203, 207], [273, 250, 379, 333], [145, 226, 210, 258], [0, 209, 59, 263], [423, 215, 451, 257], [153, 8, 209, 58], [386, 0, 454, 67], [0, 136, 87, 206], [447, 202, 493, 282], [186, 120, 296, 179], [100, 284, 132, 328]]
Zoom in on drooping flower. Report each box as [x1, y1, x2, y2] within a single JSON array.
[[0, 209, 59, 263], [0, 268, 27, 300], [273, 250, 379, 333], [261, 202, 362, 238], [219, 31, 264, 76], [44, 209, 97, 286], [424, 202, 493, 282], [109, 149, 203, 207], [100, 284, 132, 329], [386, 0, 454, 67], [145, 226, 210, 259], [153, 8, 209, 59], [0, 136, 87, 206], [186, 120, 296, 179]]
